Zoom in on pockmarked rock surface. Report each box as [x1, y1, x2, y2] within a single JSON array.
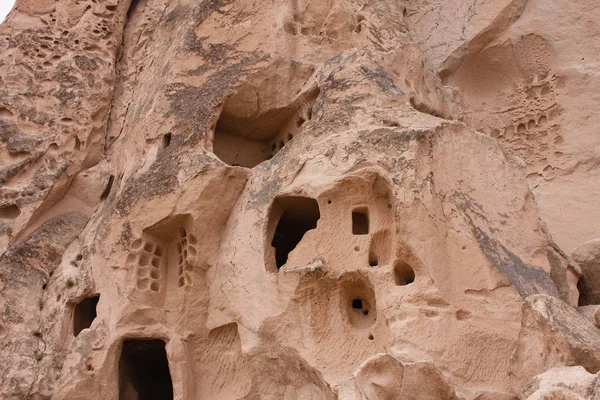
[[0, 0, 598, 399]]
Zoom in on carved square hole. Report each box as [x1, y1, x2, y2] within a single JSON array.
[[352, 208, 369, 235]]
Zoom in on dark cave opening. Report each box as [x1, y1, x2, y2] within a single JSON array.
[[352, 208, 369, 235], [119, 339, 173, 400], [270, 196, 320, 269], [73, 295, 99, 337]]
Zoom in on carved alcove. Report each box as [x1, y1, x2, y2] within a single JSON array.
[[126, 215, 199, 307], [265, 195, 321, 271], [207, 58, 319, 168], [119, 339, 173, 400]]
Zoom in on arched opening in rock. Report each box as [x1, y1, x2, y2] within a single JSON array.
[[73, 295, 99, 336], [119, 339, 173, 400], [210, 59, 319, 168], [212, 87, 319, 168], [269, 196, 320, 269], [394, 261, 415, 286], [352, 208, 369, 235], [341, 276, 377, 329]]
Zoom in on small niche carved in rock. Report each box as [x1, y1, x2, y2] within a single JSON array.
[[341, 277, 377, 329], [176, 227, 197, 288], [131, 238, 166, 293], [73, 295, 99, 337], [368, 253, 378, 267], [352, 208, 369, 235], [394, 261, 415, 286], [119, 339, 173, 400], [269, 196, 320, 270], [162, 133, 171, 148], [128, 215, 199, 308], [352, 299, 364, 310]]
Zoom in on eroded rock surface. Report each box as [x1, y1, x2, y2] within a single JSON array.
[[573, 239, 600, 306], [511, 294, 600, 387], [520, 366, 600, 400], [0, 0, 599, 399]]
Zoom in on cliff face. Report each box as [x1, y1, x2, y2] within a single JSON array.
[[0, 0, 598, 399]]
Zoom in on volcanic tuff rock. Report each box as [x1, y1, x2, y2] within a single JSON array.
[[0, 0, 599, 399], [573, 239, 600, 307]]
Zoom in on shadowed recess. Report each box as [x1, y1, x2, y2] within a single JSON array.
[[73, 295, 99, 336], [119, 339, 173, 400], [394, 261, 415, 286], [352, 208, 369, 235], [270, 196, 320, 269]]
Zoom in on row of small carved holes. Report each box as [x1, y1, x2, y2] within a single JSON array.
[[505, 115, 548, 136], [136, 241, 164, 292], [177, 228, 198, 287]]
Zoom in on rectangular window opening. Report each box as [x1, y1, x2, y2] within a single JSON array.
[[119, 339, 173, 400], [73, 295, 100, 337], [352, 208, 369, 235]]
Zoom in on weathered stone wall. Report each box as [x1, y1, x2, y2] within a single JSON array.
[[0, 0, 598, 399]]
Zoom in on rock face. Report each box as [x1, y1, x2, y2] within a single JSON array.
[[511, 294, 600, 387], [520, 366, 600, 400], [0, 0, 598, 399], [573, 239, 600, 306]]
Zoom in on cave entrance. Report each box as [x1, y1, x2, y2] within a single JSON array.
[[210, 64, 320, 169], [213, 99, 314, 168], [73, 295, 99, 337], [270, 196, 320, 269], [119, 339, 173, 400]]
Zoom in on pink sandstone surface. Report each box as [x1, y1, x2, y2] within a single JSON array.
[[0, 0, 599, 399]]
